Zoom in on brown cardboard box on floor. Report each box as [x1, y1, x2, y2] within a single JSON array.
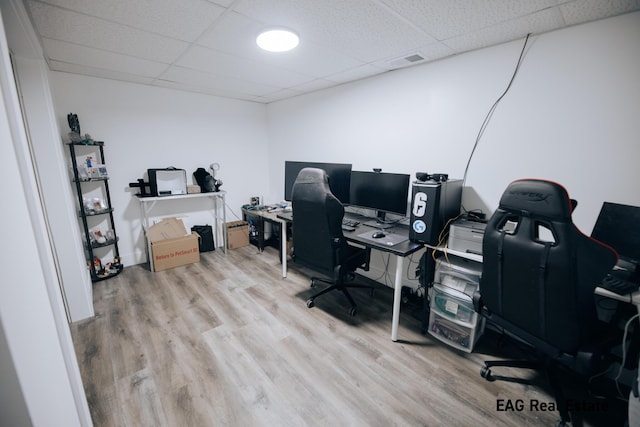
[[148, 217, 200, 271], [226, 220, 249, 249]]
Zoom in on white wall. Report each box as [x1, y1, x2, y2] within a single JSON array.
[[0, 2, 89, 424], [49, 74, 270, 266], [12, 56, 94, 322], [267, 12, 640, 233], [265, 12, 640, 287]]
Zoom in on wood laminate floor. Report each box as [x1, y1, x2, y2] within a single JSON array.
[[70, 246, 628, 426]]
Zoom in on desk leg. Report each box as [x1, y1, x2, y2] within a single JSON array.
[[220, 193, 227, 253], [281, 220, 287, 278], [140, 202, 154, 272], [391, 255, 404, 341]]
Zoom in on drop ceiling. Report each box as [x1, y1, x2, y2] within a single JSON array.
[[23, 0, 640, 104]]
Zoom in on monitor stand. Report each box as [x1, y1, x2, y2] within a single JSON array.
[[362, 211, 395, 229]]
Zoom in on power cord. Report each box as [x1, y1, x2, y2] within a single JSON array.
[[462, 33, 532, 188], [615, 313, 640, 399]]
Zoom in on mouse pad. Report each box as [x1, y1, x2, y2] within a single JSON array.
[[356, 230, 409, 247]]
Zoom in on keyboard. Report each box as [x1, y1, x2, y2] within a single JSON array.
[[342, 219, 360, 227], [600, 273, 640, 295]]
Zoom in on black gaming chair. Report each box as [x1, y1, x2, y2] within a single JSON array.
[[474, 179, 619, 426], [291, 168, 372, 316]]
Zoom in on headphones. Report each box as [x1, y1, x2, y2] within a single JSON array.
[[416, 172, 448, 182]]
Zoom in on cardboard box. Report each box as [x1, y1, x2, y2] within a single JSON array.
[[151, 234, 200, 271], [148, 217, 200, 271], [148, 217, 189, 242], [226, 221, 249, 249]]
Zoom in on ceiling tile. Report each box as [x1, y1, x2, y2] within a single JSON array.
[[196, 11, 263, 53], [158, 65, 280, 96], [234, 0, 437, 62], [289, 78, 342, 93], [208, 0, 238, 7], [560, 0, 640, 25], [48, 60, 156, 85], [197, 12, 365, 78], [29, 0, 226, 41], [324, 64, 388, 84], [26, 0, 188, 62], [177, 45, 315, 88], [379, 0, 560, 40], [41, 37, 168, 77], [152, 78, 255, 101], [443, 7, 566, 52], [261, 88, 302, 102]]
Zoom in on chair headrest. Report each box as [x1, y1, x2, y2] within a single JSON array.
[[294, 167, 329, 185], [499, 179, 572, 220]]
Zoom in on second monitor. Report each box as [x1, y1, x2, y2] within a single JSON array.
[[349, 170, 411, 227]]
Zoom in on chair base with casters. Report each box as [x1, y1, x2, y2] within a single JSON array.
[[305, 272, 374, 316], [302, 247, 373, 316], [479, 354, 574, 426], [474, 297, 622, 427], [477, 347, 620, 427]]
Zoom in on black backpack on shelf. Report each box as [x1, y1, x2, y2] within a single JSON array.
[[193, 168, 216, 192]]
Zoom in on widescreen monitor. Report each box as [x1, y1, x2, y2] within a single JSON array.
[[284, 161, 352, 203], [591, 202, 640, 269], [348, 171, 410, 220]]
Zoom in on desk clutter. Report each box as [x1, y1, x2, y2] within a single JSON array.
[[242, 202, 291, 213], [129, 165, 223, 197]]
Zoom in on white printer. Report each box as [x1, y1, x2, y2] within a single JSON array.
[[447, 217, 487, 256]]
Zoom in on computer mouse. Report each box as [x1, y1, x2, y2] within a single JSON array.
[[372, 231, 386, 239]]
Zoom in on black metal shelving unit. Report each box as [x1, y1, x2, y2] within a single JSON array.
[[67, 139, 123, 282]]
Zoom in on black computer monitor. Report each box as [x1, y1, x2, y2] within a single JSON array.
[[591, 202, 640, 272], [284, 161, 352, 203], [348, 171, 411, 222]]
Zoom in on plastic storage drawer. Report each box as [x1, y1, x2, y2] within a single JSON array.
[[428, 310, 485, 353], [434, 256, 481, 296], [432, 283, 477, 325]]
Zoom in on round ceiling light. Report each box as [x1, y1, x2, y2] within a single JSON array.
[[256, 29, 299, 52]]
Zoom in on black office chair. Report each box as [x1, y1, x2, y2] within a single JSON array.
[[473, 179, 619, 426], [291, 167, 373, 316]]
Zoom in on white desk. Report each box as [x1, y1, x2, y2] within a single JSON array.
[[242, 207, 289, 279], [595, 285, 640, 314], [277, 211, 423, 341], [137, 191, 227, 271]]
